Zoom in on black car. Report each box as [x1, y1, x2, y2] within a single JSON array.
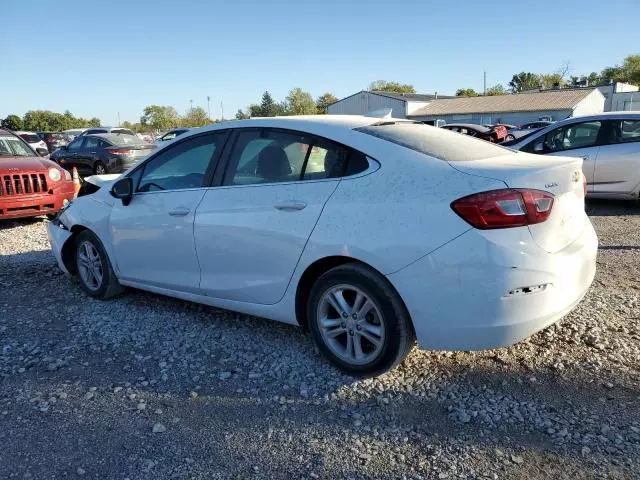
[[50, 133, 155, 176]]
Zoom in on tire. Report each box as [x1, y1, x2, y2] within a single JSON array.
[[94, 162, 107, 175], [308, 263, 414, 376], [74, 230, 124, 299]]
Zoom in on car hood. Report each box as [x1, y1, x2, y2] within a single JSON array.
[[0, 156, 54, 172], [84, 173, 122, 187]]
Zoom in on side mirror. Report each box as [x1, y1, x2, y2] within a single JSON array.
[[36, 147, 49, 157], [533, 141, 544, 153], [110, 177, 133, 206]]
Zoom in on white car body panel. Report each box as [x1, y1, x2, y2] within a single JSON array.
[[194, 180, 340, 304], [47, 115, 598, 352], [110, 189, 206, 292]]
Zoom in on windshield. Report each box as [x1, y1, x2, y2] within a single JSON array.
[[19, 133, 41, 143], [108, 134, 146, 146], [0, 135, 36, 157], [355, 123, 513, 162]]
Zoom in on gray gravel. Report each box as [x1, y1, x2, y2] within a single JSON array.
[[1, 200, 639, 479]]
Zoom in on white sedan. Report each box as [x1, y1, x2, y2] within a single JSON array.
[[47, 115, 597, 376]]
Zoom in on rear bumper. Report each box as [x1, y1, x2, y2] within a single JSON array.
[[387, 218, 598, 350], [0, 187, 75, 220]]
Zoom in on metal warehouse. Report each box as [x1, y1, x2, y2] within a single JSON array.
[[327, 90, 451, 118], [406, 89, 605, 125]]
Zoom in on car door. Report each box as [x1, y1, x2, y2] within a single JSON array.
[[109, 131, 228, 293], [76, 136, 100, 175], [592, 118, 640, 196], [57, 136, 86, 173], [522, 120, 603, 193], [194, 128, 346, 305]]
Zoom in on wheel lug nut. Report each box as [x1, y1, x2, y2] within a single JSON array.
[[352, 313, 357, 319], [342, 313, 348, 318], [348, 330, 354, 336], [356, 325, 362, 331], [340, 322, 346, 328]]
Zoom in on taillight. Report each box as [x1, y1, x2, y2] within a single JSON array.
[[451, 189, 554, 229], [582, 174, 587, 196], [110, 149, 133, 156]]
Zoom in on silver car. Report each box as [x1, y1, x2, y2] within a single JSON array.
[[509, 112, 640, 200]]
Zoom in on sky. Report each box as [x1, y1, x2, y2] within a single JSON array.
[[3, 0, 640, 125]]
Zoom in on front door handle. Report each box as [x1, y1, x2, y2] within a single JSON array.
[[168, 207, 190, 217], [274, 201, 307, 212]]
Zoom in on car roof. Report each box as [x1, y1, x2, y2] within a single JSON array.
[[442, 123, 489, 131], [14, 131, 38, 135]]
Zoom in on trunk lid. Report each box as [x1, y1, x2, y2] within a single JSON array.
[[450, 152, 586, 253]]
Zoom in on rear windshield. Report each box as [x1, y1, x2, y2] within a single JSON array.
[[19, 134, 41, 143], [111, 128, 135, 135], [355, 122, 514, 162], [108, 134, 146, 146]]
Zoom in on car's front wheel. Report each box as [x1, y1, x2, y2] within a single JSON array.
[[74, 230, 124, 299], [94, 162, 107, 175], [308, 264, 414, 376]]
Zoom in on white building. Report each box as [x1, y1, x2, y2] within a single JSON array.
[[596, 82, 639, 111], [327, 90, 451, 118], [407, 89, 605, 125]]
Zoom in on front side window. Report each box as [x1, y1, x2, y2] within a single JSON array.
[[610, 119, 640, 144], [539, 121, 602, 152], [67, 138, 84, 152], [136, 133, 222, 192], [84, 137, 100, 151]]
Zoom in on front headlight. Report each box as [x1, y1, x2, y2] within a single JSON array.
[[48, 167, 61, 182]]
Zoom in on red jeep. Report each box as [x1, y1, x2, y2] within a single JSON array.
[[0, 128, 75, 220]]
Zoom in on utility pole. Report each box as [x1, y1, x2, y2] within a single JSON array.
[[189, 99, 193, 112], [220, 101, 224, 121], [483, 71, 487, 96], [207, 96, 211, 120], [117, 112, 121, 127]]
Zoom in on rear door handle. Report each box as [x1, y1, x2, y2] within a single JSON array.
[[168, 207, 190, 217], [274, 201, 307, 212]]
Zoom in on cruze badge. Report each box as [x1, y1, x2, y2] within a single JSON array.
[[545, 182, 559, 188], [571, 170, 581, 182]]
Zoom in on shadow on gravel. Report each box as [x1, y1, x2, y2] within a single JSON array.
[[586, 199, 640, 217], [0, 216, 47, 230]]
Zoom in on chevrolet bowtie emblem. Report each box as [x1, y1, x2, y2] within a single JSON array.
[[571, 170, 581, 182]]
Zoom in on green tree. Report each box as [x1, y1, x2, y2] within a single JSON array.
[[235, 109, 250, 120], [369, 80, 416, 94], [486, 84, 507, 96], [456, 88, 479, 97], [140, 105, 180, 130], [1, 114, 24, 131], [315, 92, 338, 113], [601, 54, 640, 85], [285, 88, 316, 115], [258, 91, 280, 117], [88, 117, 101, 127], [182, 107, 211, 127], [539, 73, 565, 89], [508, 72, 541, 93]]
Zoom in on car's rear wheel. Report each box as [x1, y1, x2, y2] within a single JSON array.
[[94, 162, 107, 175], [74, 230, 124, 299], [308, 263, 414, 376]]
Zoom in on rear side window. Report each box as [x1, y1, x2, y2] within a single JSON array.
[[19, 134, 41, 143], [355, 123, 512, 161], [223, 129, 366, 186]]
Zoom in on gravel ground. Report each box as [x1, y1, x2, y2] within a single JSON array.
[[0, 200, 638, 479]]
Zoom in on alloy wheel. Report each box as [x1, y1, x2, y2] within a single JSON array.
[[317, 284, 386, 366], [77, 241, 103, 291]]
